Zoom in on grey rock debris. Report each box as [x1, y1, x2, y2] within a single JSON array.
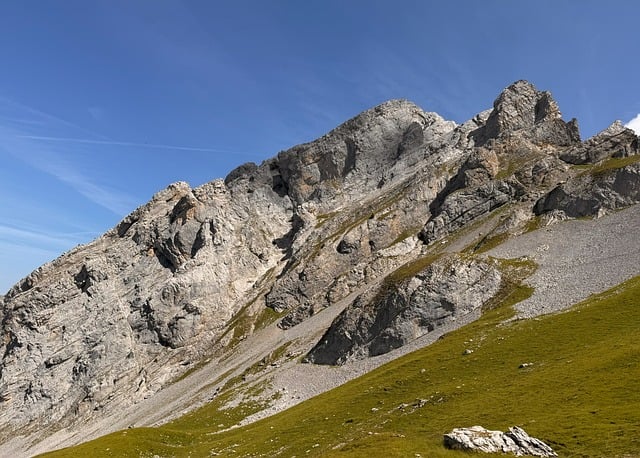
[[443, 425, 557, 457]]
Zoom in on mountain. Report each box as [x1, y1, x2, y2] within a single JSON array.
[[1, 81, 639, 456]]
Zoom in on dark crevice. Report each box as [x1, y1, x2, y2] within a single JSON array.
[[154, 249, 176, 272], [428, 173, 463, 217], [343, 138, 357, 176], [116, 220, 134, 237], [272, 174, 289, 198]]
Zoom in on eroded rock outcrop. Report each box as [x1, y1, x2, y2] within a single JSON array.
[[305, 256, 501, 365], [419, 81, 577, 245], [535, 161, 640, 217], [560, 121, 639, 164], [471, 80, 580, 147], [263, 102, 462, 328], [444, 425, 557, 457], [0, 178, 294, 436]]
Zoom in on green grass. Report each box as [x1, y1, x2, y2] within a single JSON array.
[[575, 154, 640, 177], [42, 275, 640, 458], [468, 232, 510, 254], [589, 154, 640, 176], [383, 252, 444, 286], [388, 225, 423, 246]]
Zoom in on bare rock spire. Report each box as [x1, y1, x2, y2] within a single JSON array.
[[472, 80, 580, 146]]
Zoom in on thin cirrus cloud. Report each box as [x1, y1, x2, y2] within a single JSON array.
[[626, 113, 640, 135], [0, 96, 137, 213], [39, 157, 139, 216], [0, 223, 96, 251], [0, 95, 109, 140], [0, 96, 254, 219], [0, 125, 138, 216], [17, 134, 255, 155]]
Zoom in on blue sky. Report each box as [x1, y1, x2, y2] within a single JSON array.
[[1, 0, 639, 293]]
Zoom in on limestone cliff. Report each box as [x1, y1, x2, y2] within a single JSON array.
[[1, 80, 639, 448]]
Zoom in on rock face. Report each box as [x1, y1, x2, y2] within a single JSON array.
[[419, 81, 578, 245], [471, 80, 580, 147], [0, 179, 294, 436], [535, 161, 640, 217], [1, 80, 639, 447], [559, 121, 639, 164], [262, 100, 460, 328], [443, 425, 557, 457], [305, 256, 501, 365]]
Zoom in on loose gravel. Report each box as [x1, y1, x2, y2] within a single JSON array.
[[488, 205, 640, 318]]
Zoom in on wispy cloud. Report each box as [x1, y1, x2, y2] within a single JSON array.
[[17, 134, 253, 155], [0, 95, 264, 220], [0, 96, 109, 139], [0, 97, 141, 215], [0, 223, 96, 250], [626, 113, 640, 135], [0, 135, 136, 216], [40, 159, 138, 215]]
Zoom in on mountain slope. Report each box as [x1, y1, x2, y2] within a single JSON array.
[[42, 272, 640, 457], [1, 80, 640, 456]]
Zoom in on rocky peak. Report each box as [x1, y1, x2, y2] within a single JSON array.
[[491, 80, 559, 130], [473, 80, 580, 147], [598, 119, 626, 137], [225, 99, 456, 210]]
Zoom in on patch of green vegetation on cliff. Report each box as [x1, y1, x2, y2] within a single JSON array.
[[575, 154, 640, 177], [589, 154, 640, 176], [42, 275, 640, 458]]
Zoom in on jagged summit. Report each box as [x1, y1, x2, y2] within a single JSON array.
[[1, 81, 640, 456], [472, 80, 580, 146], [224, 98, 456, 210]]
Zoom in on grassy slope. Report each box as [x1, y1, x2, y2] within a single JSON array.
[[42, 274, 640, 458]]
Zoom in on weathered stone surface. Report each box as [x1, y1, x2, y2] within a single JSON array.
[[444, 425, 557, 457], [305, 256, 501, 365], [0, 177, 294, 438], [420, 180, 517, 244], [471, 80, 580, 147], [560, 121, 639, 164], [535, 162, 640, 217], [263, 101, 458, 328], [418, 81, 580, 246], [254, 99, 455, 210]]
